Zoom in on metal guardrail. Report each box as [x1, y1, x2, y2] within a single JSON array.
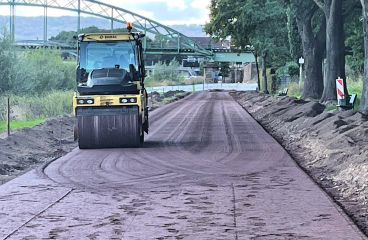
[[147, 83, 258, 93]]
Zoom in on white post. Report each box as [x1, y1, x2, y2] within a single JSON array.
[[299, 57, 304, 90], [7, 96, 10, 137]]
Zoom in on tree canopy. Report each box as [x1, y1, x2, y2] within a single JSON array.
[[205, 0, 289, 66], [205, 0, 290, 92], [0, 27, 76, 95], [206, 0, 368, 111]]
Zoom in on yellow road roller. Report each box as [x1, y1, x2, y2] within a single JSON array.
[[73, 24, 148, 149]]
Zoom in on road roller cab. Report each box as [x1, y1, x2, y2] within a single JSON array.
[[73, 24, 148, 149]]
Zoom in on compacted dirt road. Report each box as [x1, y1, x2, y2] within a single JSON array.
[[0, 91, 365, 239]]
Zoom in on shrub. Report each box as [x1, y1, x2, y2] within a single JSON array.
[[12, 48, 76, 95], [0, 91, 74, 121], [287, 82, 303, 98]]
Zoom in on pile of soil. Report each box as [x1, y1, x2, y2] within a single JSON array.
[[231, 90, 368, 235], [0, 90, 188, 185], [148, 90, 188, 110]]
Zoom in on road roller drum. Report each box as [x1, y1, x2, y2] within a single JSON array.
[[77, 106, 141, 149]]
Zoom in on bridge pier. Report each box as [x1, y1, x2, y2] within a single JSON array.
[[10, 2, 15, 41], [204, 62, 219, 83], [44, 5, 47, 45]]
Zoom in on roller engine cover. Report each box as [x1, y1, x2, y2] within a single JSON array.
[[86, 68, 130, 87], [77, 68, 139, 95]]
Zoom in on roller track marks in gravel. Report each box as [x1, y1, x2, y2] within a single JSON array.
[[0, 91, 365, 239]]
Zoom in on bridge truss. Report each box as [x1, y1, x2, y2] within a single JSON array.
[[0, 0, 254, 62]]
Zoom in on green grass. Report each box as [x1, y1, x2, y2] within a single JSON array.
[[347, 79, 361, 109], [325, 105, 338, 111], [162, 92, 185, 103], [0, 119, 45, 133], [283, 77, 362, 111]]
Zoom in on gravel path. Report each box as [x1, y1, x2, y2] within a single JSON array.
[[0, 91, 365, 239]]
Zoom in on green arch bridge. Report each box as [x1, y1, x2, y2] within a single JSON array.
[[0, 0, 254, 62]]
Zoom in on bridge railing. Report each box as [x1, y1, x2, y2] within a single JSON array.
[[16, 40, 78, 48], [147, 83, 258, 93]]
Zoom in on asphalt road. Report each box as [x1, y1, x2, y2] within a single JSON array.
[[0, 91, 366, 239]]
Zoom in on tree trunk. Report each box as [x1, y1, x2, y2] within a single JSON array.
[[360, 1, 368, 114], [296, 7, 326, 100], [319, 0, 346, 103], [262, 52, 269, 94]]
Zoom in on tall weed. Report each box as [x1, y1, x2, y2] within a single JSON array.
[[346, 76, 362, 108], [287, 82, 303, 98], [0, 91, 73, 121]]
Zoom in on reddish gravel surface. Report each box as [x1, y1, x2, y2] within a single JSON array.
[[232, 90, 368, 236], [0, 91, 187, 184], [0, 91, 366, 239]]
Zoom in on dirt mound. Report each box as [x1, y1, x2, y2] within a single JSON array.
[[148, 91, 189, 111], [231, 90, 368, 235], [0, 90, 189, 185], [0, 115, 77, 184]]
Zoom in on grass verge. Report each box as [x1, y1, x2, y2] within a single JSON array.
[[162, 92, 186, 103], [283, 77, 362, 111], [0, 119, 45, 133]]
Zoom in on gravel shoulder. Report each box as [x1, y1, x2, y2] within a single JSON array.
[[0, 90, 188, 185], [230, 90, 368, 235]]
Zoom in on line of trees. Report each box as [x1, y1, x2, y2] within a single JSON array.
[[145, 58, 186, 87], [205, 0, 368, 113]]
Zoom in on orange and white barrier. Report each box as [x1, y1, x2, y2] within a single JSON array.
[[336, 78, 344, 100]]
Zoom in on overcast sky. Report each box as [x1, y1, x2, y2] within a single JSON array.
[[0, 0, 211, 25]]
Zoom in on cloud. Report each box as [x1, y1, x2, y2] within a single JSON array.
[[132, 1, 207, 24], [109, 0, 187, 10], [167, 0, 187, 10], [190, 0, 210, 9]]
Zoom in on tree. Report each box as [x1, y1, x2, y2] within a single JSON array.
[[219, 62, 230, 82], [0, 26, 16, 93], [12, 48, 76, 94], [205, 0, 290, 93], [286, 0, 326, 99], [287, 7, 303, 61], [345, 4, 364, 74], [150, 58, 183, 84], [312, 0, 347, 102], [360, 1, 368, 113]]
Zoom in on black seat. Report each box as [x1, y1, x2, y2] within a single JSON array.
[[102, 56, 118, 68], [119, 55, 129, 68]]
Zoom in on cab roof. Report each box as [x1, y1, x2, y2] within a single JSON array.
[[80, 32, 140, 41]]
